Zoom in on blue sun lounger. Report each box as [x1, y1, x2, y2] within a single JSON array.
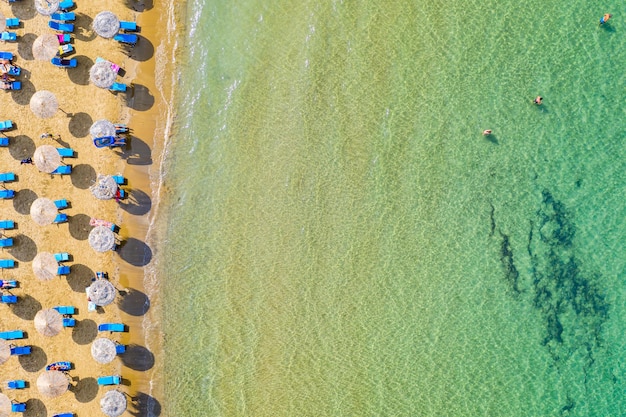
[[57, 148, 74, 157], [10, 346, 30, 355], [0, 120, 13, 131], [54, 200, 68, 210], [0, 32, 17, 42], [11, 403, 26, 412], [119, 21, 138, 32], [53, 413, 74, 417], [109, 82, 127, 93], [62, 318, 75, 327], [53, 305, 75, 315], [54, 252, 70, 262], [0, 138, 7, 146], [0, 190, 15, 199], [113, 33, 138, 46], [0, 172, 15, 182], [5, 18, 19, 29], [48, 21, 74, 32], [3, 81, 19, 90], [54, 213, 68, 224], [116, 344, 126, 354], [7, 380, 25, 389], [98, 323, 126, 332], [50, 12, 75, 21], [1, 295, 17, 303], [0, 52, 12, 60], [46, 361, 71, 371], [57, 265, 70, 275], [0, 330, 24, 339], [0, 238, 13, 248], [97, 375, 121, 385], [51, 165, 72, 175], [0, 220, 14, 229], [59, 0, 74, 11], [112, 175, 125, 185], [0, 259, 15, 268], [51, 57, 77, 68]]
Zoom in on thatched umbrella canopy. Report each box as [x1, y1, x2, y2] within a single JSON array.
[[87, 279, 116, 306], [0, 13, 6, 34], [0, 339, 10, 365], [33, 252, 59, 281], [30, 90, 59, 119], [33, 145, 62, 173], [37, 370, 69, 397], [90, 119, 116, 138], [30, 197, 58, 225], [0, 393, 11, 417], [89, 61, 117, 88], [33, 34, 60, 61], [91, 338, 117, 364], [35, 0, 59, 16], [93, 11, 120, 38], [89, 226, 116, 252], [34, 308, 63, 336], [90, 174, 118, 200], [100, 390, 127, 417]]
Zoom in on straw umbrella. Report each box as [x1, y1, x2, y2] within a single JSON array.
[[90, 119, 116, 138], [33, 252, 59, 281], [0, 339, 10, 365], [30, 90, 59, 119], [90, 174, 118, 200], [35, 0, 60, 16], [37, 370, 69, 397], [0, 393, 11, 417], [34, 308, 63, 336], [87, 279, 116, 306], [100, 390, 127, 417], [91, 338, 117, 364], [33, 145, 62, 173], [93, 11, 120, 38], [89, 61, 117, 89], [0, 13, 6, 34], [89, 226, 116, 252], [33, 34, 60, 61], [30, 198, 58, 225]]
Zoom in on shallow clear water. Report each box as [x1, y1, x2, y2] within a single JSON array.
[[161, 1, 626, 415]]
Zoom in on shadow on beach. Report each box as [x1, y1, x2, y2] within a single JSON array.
[[118, 238, 152, 267], [70, 165, 97, 189], [10, 79, 35, 106], [18, 345, 46, 372], [66, 263, 95, 292], [128, 35, 154, 62], [68, 55, 95, 85], [119, 188, 151, 215], [11, 294, 41, 320], [120, 344, 154, 371], [72, 318, 98, 345], [8, 135, 35, 160], [68, 214, 92, 240], [126, 0, 154, 12], [13, 189, 37, 215], [68, 112, 93, 138], [124, 84, 154, 111], [119, 288, 150, 316], [17, 33, 36, 61], [117, 136, 152, 165], [73, 13, 97, 42], [24, 398, 46, 417], [8, 234, 38, 262], [10, 1, 37, 21], [72, 376, 99, 402], [131, 392, 162, 416]]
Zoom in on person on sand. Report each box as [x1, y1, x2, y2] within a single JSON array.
[[599, 14, 612, 25], [533, 96, 543, 105], [20, 158, 33, 165], [483, 129, 492, 136]]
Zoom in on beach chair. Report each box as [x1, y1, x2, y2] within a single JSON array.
[[113, 33, 138, 46], [51, 57, 77, 68], [57, 148, 74, 157], [53, 305, 75, 315], [0, 259, 14, 268], [54, 213, 68, 224], [50, 12, 75, 21], [119, 21, 138, 32], [109, 82, 127, 93], [0, 52, 12, 60], [5, 18, 19, 29], [0, 190, 15, 199], [0, 279, 17, 288], [0, 138, 7, 146], [48, 21, 74, 32], [1, 81, 20, 90], [7, 380, 26, 389], [0, 238, 13, 248], [57, 265, 70, 275], [57, 44, 74, 57], [6, 66, 19, 76], [57, 34, 71, 44], [1, 294, 16, 303], [54, 252, 70, 262], [0, 120, 13, 131], [116, 344, 126, 354], [114, 124, 129, 134], [46, 361, 71, 371], [0, 32, 17, 42], [112, 175, 125, 185], [0, 330, 24, 339], [59, 0, 75, 11], [0, 172, 15, 182], [98, 323, 126, 332], [93, 136, 126, 148], [0, 220, 14, 229], [97, 375, 121, 385], [51, 165, 72, 175], [10, 346, 30, 355], [53, 414, 75, 417], [11, 403, 26, 412], [62, 317, 75, 327], [54, 199, 68, 210]]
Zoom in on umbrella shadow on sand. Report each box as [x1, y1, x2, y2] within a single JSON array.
[[13, 189, 37, 215], [120, 345, 154, 371], [126, 0, 153, 12], [8, 234, 38, 262], [68, 55, 94, 85], [8, 135, 36, 160], [66, 263, 94, 292], [10, 1, 37, 20], [127, 35, 153, 62], [16, 33, 36, 60], [73, 13, 96, 42], [68, 112, 93, 138], [24, 398, 46, 417], [72, 318, 98, 345], [18, 345, 46, 372], [68, 214, 92, 240], [118, 238, 152, 267], [11, 294, 41, 320], [130, 392, 161, 416], [10, 79, 35, 106], [70, 165, 96, 189], [123, 84, 154, 111], [117, 136, 152, 165], [71, 376, 98, 403], [119, 188, 151, 216], [118, 289, 150, 316]]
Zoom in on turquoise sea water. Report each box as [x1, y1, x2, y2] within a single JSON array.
[[160, 1, 625, 415]]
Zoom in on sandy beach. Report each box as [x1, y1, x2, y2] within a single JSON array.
[[0, 0, 170, 414]]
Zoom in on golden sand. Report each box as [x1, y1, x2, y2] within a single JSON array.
[[0, 0, 170, 414]]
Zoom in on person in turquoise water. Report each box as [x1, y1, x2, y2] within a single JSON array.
[[533, 96, 543, 105], [599, 13, 612, 25]]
